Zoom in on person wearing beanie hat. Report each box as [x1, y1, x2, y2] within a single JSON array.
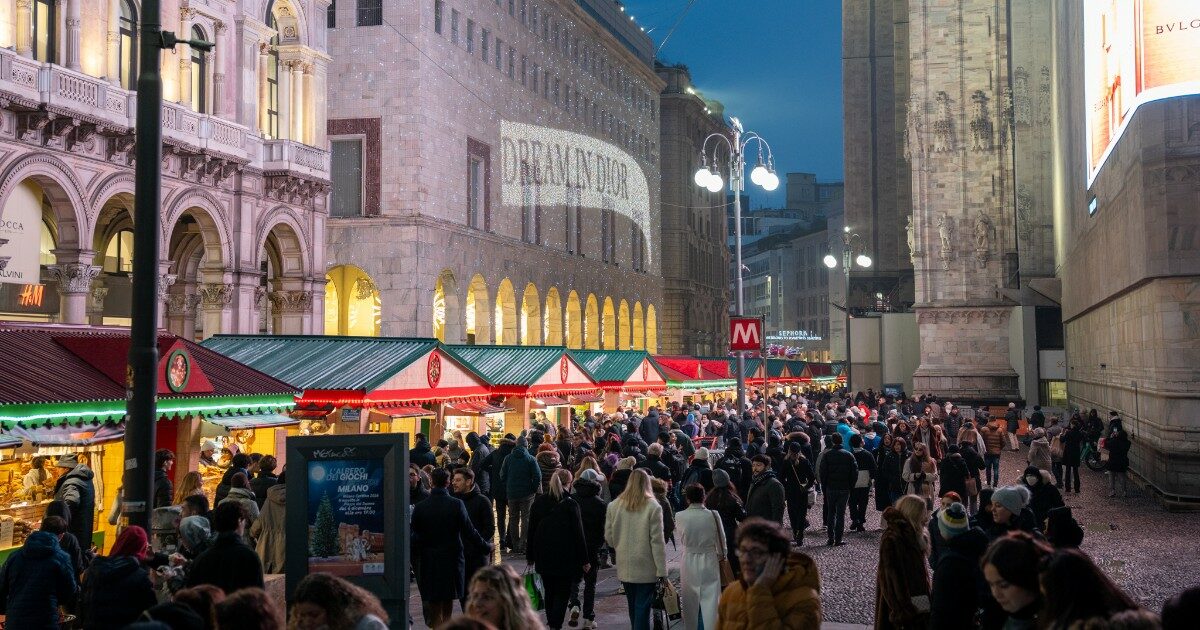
[[499, 432, 541, 554], [79, 525, 158, 628], [712, 469, 730, 488], [608, 456, 637, 503], [929, 503, 990, 630], [51, 451, 95, 548], [988, 485, 1038, 539]]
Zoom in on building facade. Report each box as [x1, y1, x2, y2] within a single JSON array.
[[1050, 1, 1200, 500], [0, 0, 331, 338], [657, 63, 727, 356], [324, 0, 664, 350]]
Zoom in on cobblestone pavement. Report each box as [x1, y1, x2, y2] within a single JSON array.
[[408, 445, 1200, 628]]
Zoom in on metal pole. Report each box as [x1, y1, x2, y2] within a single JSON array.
[[843, 237, 853, 396], [731, 126, 746, 414], [123, 0, 165, 532]]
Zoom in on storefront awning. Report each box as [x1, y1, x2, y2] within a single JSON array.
[[534, 396, 571, 407], [203, 414, 299, 432], [569, 393, 604, 404], [291, 407, 333, 419], [445, 401, 511, 416], [4, 423, 125, 446], [374, 406, 435, 418]]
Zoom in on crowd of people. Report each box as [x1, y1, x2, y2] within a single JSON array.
[[0, 389, 1194, 630]]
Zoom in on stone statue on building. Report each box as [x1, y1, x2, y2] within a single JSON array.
[[970, 90, 994, 151], [974, 213, 996, 268], [1014, 67, 1032, 125], [906, 215, 921, 262], [937, 213, 953, 270], [904, 95, 924, 161], [932, 91, 955, 153]]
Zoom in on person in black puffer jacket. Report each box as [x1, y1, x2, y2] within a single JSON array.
[[79, 525, 157, 630], [570, 469, 608, 627], [213, 453, 250, 507], [714, 438, 753, 495], [527, 470, 589, 630], [929, 503, 989, 630], [636, 444, 673, 483], [481, 435, 515, 549], [938, 445, 972, 501]]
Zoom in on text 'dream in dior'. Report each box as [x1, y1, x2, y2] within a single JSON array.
[[499, 120, 652, 257]]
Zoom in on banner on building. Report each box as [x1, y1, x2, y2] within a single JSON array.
[[0, 182, 43, 285], [1085, 0, 1200, 185]]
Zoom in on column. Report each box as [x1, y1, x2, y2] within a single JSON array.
[[54, 0, 63, 63], [290, 62, 303, 142], [211, 22, 227, 117], [257, 46, 269, 134], [64, 0, 79, 70], [157, 273, 177, 330], [178, 8, 193, 106], [48, 263, 100, 324], [300, 64, 314, 145], [312, 61, 328, 147], [106, 0, 120, 85], [276, 59, 291, 140], [165, 290, 195, 338], [15, 0, 30, 57], [268, 289, 311, 335], [86, 280, 107, 325], [198, 282, 233, 339]]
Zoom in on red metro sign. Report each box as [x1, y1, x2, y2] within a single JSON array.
[[729, 317, 764, 351]]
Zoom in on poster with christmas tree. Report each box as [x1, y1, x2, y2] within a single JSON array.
[[306, 458, 385, 576]]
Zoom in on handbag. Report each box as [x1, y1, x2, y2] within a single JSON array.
[[653, 579, 682, 620], [712, 510, 735, 588], [523, 568, 544, 611], [806, 487, 817, 508]]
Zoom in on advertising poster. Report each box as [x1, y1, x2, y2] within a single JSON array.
[[0, 181, 43, 286], [1085, 0, 1200, 185], [306, 457, 385, 576]]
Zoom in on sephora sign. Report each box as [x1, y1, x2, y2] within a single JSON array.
[[500, 120, 652, 257]]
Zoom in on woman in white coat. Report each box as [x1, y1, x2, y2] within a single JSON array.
[[605, 468, 668, 630], [674, 483, 726, 630]]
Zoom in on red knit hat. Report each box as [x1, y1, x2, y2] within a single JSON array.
[[110, 525, 149, 560]]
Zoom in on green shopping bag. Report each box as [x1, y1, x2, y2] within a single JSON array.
[[524, 568, 544, 611]]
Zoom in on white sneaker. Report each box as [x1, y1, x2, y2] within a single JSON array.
[[583, 620, 597, 629], [568, 605, 581, 627]]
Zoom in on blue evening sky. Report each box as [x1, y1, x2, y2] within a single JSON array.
[[621, 0, 844, 208]]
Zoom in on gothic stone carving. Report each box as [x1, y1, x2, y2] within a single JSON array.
[[937, 214, 954, 270], [354, 278, 377, 300], [917, 308, 1012, 326], [1016, 185, 1036, 242], [904, 95, 924, 161], [48, 263, 100, 295], [906, 215, 922, 262], [970, 90, 994, 151], [1038, 66, 1051, 126], [932, 92, 956, 153], [167, 293, 201, 316], [157, 274, 177, 304], [1013, 67, 1032, 125], [268, 290, 313, 313], [198, 283, 234, 309], [87, 285, 108, 315], [974, 213, 996, 269]]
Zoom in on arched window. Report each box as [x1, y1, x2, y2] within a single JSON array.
[[103, 229, 134, 273], [266, 13, 280, 138], [190, 25, 208, 113], [118, 1, 138, 89], [33, 0, 56, 63]]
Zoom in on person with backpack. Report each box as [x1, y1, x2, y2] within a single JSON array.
[[715, 438, 753, 496], [677, 448, 714, 507]]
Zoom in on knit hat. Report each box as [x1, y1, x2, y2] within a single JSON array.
[[200, 439, 218, 453], [54, 454, 80, 469], [937, 503, 970, 540], [515, 435, 528, 449], [579, 468, 602, 483], [616, 456, 636, 471], [993, 485, 1032, 515], [713, 469, 731, 488], [693, 447, 710, 462], [111, 524, 150, 559]]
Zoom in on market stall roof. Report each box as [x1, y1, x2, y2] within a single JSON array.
[[786, 360, 809, 381], [202, 335, 491, 405], [532, 396, 571, 407], [766, 359, 789, 379], [443, 345, 600, 397], [373, 406, 435, 418], [0, 324, 297, 428], [445, 401, 512, 416], [649, 357, 736, 392], [202, 414, 299, 432], [728, 357, 765, 380], [568, 350, 667, 391], [808, 362, 838, 380]]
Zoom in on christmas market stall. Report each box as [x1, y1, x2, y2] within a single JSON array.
[[442, 345, 602, 435], [0, 324, 297, 557], [651, 356, 738, 405], [201, 335, 493, 442], [568, 350, 669, 413]]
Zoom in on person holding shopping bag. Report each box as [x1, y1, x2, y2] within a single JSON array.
[[605, 469, 668, 630], [675, 483, 726, 630]]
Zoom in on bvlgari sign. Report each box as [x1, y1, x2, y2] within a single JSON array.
[[500, 120, 653, 257], [0, 182, 43, 286]]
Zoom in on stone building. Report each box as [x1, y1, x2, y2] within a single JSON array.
[[0, 0, 331, 338], [324, 0, 664, 349], [1049, 1, 1200, 501], [656, 63, 727, 356]]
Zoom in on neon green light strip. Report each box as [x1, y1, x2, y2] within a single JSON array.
[[0, 395, 297, 425]]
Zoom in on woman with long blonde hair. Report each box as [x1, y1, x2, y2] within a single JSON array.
[[605, 468, 667, 630], [875, 494, 932, 629], [175, 471, 205, 504], [466, 564, 546, 630], [574, 455, 608, 500], [527, 469, 588, 629]]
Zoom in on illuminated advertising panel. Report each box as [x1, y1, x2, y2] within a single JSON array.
[[500, 121, 652, 257], [1085, 0, 1200, 186]]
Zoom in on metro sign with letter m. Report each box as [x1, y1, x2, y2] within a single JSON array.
[[729, 317, 764, 351]]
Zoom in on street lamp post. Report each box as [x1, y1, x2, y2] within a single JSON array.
[[824, 226, 872, 394], [123, 1, 212, 532], [694, 117, 778, 414]]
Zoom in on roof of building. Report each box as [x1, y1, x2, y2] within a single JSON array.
[[442, 345, 580, 387], [0, 324, 296, 405], [568, 349, 656, 383], [201, 335, 439, 391]]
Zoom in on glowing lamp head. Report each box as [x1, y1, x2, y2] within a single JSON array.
[[706, 173, 724, 193], [856, 254, 873, 268], [750, 164, 768, 186], [693, 167, 712, 188], [823, 254, 838, 269], [762, 171, 780, 191]]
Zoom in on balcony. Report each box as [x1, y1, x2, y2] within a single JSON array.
[[261, 138, 331, 181]]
